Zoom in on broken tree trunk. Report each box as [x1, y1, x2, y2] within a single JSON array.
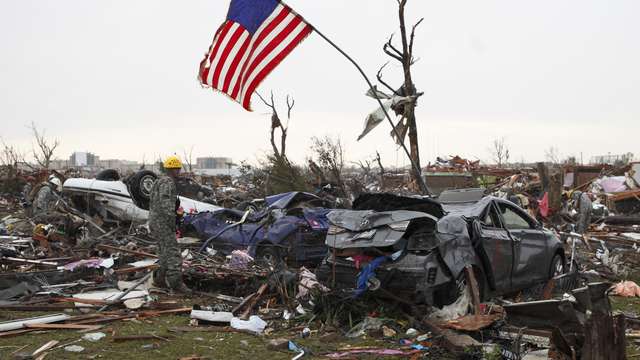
[[582, 313, 626, 360], [398, 0, 424, 193]]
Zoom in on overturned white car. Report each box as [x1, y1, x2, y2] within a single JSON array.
[[63, 170, 221, 223]]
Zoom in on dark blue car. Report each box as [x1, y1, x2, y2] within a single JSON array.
[[183, 192, 331, 266]]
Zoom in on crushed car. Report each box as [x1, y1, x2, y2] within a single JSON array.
[[316, 193, 566, 306], [63, 169, 221, 224], [183, 192, 331, 266]]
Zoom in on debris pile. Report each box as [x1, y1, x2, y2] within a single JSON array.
[[1, 162, 639, 359]]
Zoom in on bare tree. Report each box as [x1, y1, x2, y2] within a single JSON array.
[[310, 135, 346, 195], [0, 139, 24, 168], [490, 137, 511, 168], [29, 122, 60, 170], [545, 146, 561, 165], [256, 91, 294, 163], [377, 0, 426, 193], [0, 139, 26, 193], [182, 146, 195, 173]]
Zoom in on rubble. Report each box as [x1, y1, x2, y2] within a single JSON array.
[[1, 161, 639, 359]]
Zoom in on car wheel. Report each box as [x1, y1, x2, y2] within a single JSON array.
[[128, 170, 158, 210], [549, 254, 566, 278], [236, 201, 259, 213], [255, 244, 283, 266]]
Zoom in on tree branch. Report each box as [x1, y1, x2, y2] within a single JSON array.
[[376, 62, 400, 96], [409, 18, 424, 59]]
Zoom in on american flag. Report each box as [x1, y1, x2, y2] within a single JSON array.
[[199, 0, 312, 111]]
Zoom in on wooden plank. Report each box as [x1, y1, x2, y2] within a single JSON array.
[[422, 318, 480, 355], [32, 340, 59, 357], [25, 323, 98, 330], [114, 264, 159, 275], [52, 297, 108, 306], [464, 266, 481, 315], [0, 305, 76, 311], [241, 283, 269, 319], [97, 244, 158, 258]]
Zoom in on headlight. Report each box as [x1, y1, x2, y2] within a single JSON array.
[[327, 225, 347, 235], [388, 220, 410, 231]]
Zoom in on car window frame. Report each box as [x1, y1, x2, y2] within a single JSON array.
[[481, 201, 505, 229], [496, 201, 536, 230]]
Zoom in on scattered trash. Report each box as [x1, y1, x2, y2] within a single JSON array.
[[190, 310, 233, 324], [611, 280, 640, 297], [64, 345, 85, 353], [230, 315, 267, 334], [382, 325, 396, 338], [346, 317, 384, 338], [82, 332, 106, 342]]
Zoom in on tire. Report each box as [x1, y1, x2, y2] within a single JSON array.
[[255, 244, 283, 266], [236, 201, 259, 213], [549, 254, 566, 278], [127, 170, 158, 210], [96, 169, 120, 181]]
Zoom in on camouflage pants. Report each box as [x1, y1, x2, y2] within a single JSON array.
[[155, 231, 183, 289], [152, 222, 182, 289]]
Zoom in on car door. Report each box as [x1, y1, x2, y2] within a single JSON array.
[[475, 201, 514, 293], [496, 201, 548, 289]]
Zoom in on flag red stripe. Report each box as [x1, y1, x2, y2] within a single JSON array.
[[212, 25, 245, 88], [230, 7, 291, 99], [242, 25, 312, 109], [222, 35, 251, 93], [201, 21, 233, 85], [239, 16, 303, 97]]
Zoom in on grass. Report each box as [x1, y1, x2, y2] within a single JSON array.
[[0, 304, 434, 359]]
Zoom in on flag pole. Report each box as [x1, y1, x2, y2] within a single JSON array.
[[307, 24, 432, 195]]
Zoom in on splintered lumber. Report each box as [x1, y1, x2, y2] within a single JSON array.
[[240, 283, 269, 319], [52, 297, 108, 306], [32, 340, 59, 357], [464, 266, 481, 315], [114, 264, 159, 274], [97, 244, 158, 258], [422, 318, 480, 354], [0, 257, 58, 266], [0, 304, 76, 311], [112, 334, 170, 342], [25, 323, 98, 330]]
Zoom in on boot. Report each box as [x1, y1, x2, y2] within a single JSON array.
[[152, 269, 166, 288], [171, 282, 192, 295]]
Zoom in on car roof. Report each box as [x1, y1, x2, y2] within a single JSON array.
[[438, 188, 486, 204]]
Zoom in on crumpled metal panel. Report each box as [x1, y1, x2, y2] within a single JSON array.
[[327, 210, 436, 231], [435, 214, 478, 279]]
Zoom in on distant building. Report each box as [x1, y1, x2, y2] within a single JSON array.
[[196, 157, 233, 169], [98, 159, 140, 173], [49, 159, 71, 170], [590, 152, 634, 165], [70, 152, 99, 167]]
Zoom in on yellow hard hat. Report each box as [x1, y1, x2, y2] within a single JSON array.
[[163, 155, 183, 169]]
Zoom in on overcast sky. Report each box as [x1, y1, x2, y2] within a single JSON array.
[[1, 0, 638, 167]]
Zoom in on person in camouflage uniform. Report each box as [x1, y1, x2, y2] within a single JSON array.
[[150, 156, 190, 293], [33, 177, 61, 216]]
